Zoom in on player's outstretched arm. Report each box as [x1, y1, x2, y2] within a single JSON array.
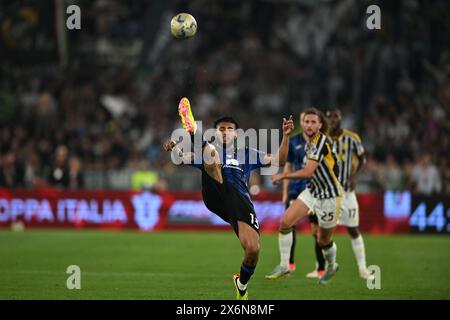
[[163, 138, 195, 164], [271, 159, 319, 184], [263, 115, 294, 167]]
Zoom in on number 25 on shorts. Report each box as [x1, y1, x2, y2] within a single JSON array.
[[320, 211, 335, 222]]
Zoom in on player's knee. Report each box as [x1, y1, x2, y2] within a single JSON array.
[[203, 145, 220, 164], [245, 241, 260, 258], [317, 237, 332, 248], [279, 216, 292, 230], [347, 227, 360, 239]]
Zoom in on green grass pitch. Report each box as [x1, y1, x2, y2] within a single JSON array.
[[1, 229, 449, 299]]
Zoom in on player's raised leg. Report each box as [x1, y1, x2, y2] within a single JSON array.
[[178, 97, 223, 184], [202, 144, 223, 184], [266, 199, 309, 280], [233, 221, 260, 300]]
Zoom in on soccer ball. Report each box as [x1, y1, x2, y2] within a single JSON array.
[[170, 13, 197, 39]]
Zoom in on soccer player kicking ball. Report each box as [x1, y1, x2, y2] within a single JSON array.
[[163, 97, 294, 299], [271, 107, 343, 285]]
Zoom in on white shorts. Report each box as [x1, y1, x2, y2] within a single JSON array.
[[338, 191, 359, 227], [297, 188, 342, 229]]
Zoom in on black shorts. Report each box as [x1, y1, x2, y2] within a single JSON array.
[[285, 194, 298, 209], [285, 194, 318, 225], [201, 170, 259, 236]]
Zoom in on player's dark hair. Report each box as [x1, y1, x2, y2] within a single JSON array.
[[303, 107, 329, 135], [213, 116, 240, 129]]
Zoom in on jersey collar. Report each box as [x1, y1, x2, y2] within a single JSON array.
[[310, 131, 322, 144], [330, 129, 344, 140]]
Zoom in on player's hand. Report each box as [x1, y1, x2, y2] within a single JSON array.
[[282, 115, 294, 136], [272, 172, 285, 185], [163, 139, 176, 152]]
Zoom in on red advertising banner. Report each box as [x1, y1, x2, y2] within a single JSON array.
[[0, 188, 410, 233]]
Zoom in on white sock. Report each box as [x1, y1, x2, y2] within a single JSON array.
[[351, 235, 367, 270], [237, 278, 247, 291], [322, 242, 337, 268], [279, 231, 293, 268]]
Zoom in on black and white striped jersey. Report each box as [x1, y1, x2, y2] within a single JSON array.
[[330, 129, 365, 192], [306, 132, 343, 199]]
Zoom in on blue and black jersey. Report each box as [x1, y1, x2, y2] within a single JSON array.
[[191, 144, 266, 202], [189, 143, 267, 235], [286, 133, 309, 197]]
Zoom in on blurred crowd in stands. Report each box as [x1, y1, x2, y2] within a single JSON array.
[[0, 0, 448, 194]]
